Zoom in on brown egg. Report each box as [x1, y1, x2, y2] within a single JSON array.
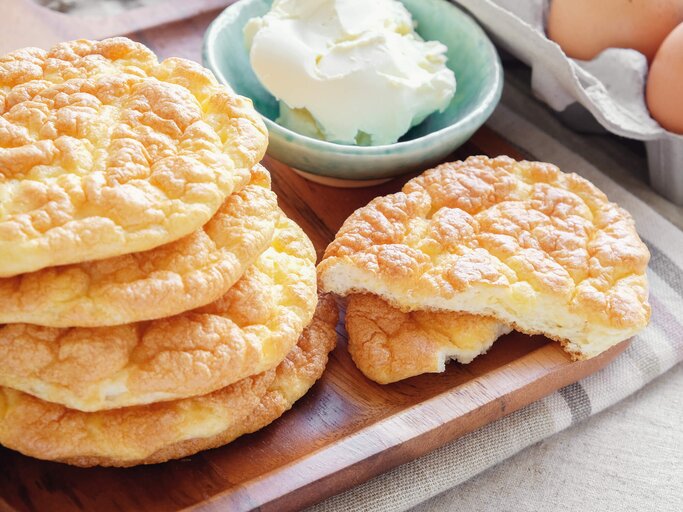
[[647, 22, 683, 133], [547, 0, 683, 61]]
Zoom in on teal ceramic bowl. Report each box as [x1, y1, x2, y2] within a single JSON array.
[[203, 0, 503, 186]]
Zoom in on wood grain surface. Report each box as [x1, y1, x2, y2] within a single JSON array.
[[0, 128, 630, 511]]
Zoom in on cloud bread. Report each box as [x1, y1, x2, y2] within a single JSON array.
[[0, 294, 338, 467], [0, 164, 278, 327], [346, 293, 511, 383], [0, 37, 268, 277], [0, 212, 318, 411], [319, 156, 651, 359]]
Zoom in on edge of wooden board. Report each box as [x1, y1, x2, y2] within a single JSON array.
[[191, 340, 629, 512]]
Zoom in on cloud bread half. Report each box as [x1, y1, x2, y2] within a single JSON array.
[[319, 156, 651, 359], [346, 293, 511, 384], [0, 294, 338, 467], [0, 37, 268, 277], [0, 164, 278, 327], [0, 212, 318, 411]]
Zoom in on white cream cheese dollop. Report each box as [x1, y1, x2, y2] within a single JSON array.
[[244, 0, 456, 145]]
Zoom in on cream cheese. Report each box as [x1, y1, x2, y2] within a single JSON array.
[[244, 0, 456, 145]]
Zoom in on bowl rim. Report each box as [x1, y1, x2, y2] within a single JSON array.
[[202, 0, 503, 156]]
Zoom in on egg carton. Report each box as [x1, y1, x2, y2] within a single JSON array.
[[453, 0, 683, 205]]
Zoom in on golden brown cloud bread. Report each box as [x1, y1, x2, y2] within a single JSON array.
[[346, 293, 511, 384], [319, 156, 650, 359], [0, 37, 268, 277], [0, 212, 318, 411], [0, 294, 338, 467], [0, 164, 278, 327]]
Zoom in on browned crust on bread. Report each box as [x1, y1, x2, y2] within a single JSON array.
[[346, 293, 510, 383], [0, 37, 268, 276], [0, 165, 278, 327], [319, 156, 650, 358], [0, 213, 318, 411], [0, 295, 338, 467]]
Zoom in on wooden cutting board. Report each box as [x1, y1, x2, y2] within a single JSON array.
[[0, 128, 628, 512]]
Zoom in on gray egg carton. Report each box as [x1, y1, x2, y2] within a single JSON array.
[[454, 0, 683, 205]]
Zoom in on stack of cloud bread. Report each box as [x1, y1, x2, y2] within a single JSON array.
[[0, 37, 337, 467], [318, 156, 651, 384]]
